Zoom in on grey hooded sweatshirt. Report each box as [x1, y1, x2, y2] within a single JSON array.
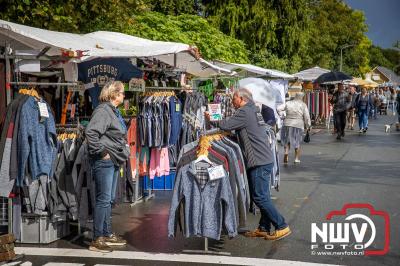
[[85, 102, 129, 165]]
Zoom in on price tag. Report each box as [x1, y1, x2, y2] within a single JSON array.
[[207, 165, 225, 181], [38, 102, 49, 118], [175, 103, 181, 112]]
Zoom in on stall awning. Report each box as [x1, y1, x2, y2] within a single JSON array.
[[0, 19, 234, 77], [293, 66, 330, 82], [213, 60, 295, 80]]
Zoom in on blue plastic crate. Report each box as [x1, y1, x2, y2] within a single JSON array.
[[142, 172, 175, 190]]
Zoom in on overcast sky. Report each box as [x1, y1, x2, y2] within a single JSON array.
[[344, 0, 400, 49]]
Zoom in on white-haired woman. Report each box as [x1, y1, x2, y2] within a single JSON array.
[[86, 81, 129, 252], [282, 92, 311, 164]]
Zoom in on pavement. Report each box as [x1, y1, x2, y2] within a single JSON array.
[[7, 114, 400, 266]]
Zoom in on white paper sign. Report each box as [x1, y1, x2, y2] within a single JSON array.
[[128, 78, 145, 92], [208, 104, 222, 121], [38, 102, 49, 118], [207, 165, 225, 181]]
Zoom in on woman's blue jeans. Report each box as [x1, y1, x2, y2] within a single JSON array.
[[247, 163, 287, 232], [358, 109, 369, 129], [91, 158, 119, 239]]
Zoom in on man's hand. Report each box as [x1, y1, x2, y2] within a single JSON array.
[[103, 153, 111, 160]]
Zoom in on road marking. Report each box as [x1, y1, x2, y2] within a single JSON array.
[[6, 263, 83, 266], [15, 247, 341, 266]]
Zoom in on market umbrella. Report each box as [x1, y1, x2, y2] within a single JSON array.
[[314, 71, 352, 84], [238, 77, 283, 109]]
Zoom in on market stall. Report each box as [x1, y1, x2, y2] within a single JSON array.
[[0, 19, 237, 246]]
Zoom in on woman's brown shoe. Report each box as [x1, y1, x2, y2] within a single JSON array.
[[283, 154, 289, 164]]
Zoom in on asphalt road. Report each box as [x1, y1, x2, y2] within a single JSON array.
[[9, 114, 400, 266]]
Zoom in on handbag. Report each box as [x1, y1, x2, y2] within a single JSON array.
[[303, 129, 310, 143]]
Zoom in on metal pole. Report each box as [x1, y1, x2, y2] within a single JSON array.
[[5, 44, 11, 105], [340, 48, 343, 72]]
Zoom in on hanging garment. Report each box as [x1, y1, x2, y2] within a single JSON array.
[[17, 96, 57, 186], [138, 146, 150, 177], [175, 135, 250, 231], [127, 119, 138, 179], [168, 161, 237, 240], [149, 148, 170, 179], [0, 94, 29, 197]]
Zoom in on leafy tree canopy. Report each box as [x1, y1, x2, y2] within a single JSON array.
[[1, 0, 398, 76]]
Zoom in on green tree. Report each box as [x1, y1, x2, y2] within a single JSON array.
[[369, 46, 393, 69], [144, 0, 203, 15], [0, 0, 146, 33], [203, 0, 310, 72], [122, 12, 249, 63], [305, 0, 371, 76]]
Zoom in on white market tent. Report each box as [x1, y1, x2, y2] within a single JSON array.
[[293, 66, 330, 82], [213, 60, 295, 80], [0, 19, 234, 77]]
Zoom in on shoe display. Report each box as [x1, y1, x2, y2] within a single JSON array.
[[104, 233, 127, 246], [0, 250, 16, 262], [0, 243, 14, 253], [265, 226, 292, 240], [244, 228, 271, 238], [0, 234, 15, 246], [89, 237, 113, 253]]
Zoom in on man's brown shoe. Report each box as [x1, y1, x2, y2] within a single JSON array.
[[104, 233, 127, 246], [89, 237, 113, 253], [264, 226, 291, 240], [244, 228, 271, 238]]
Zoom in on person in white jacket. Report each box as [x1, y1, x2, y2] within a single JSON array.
[[282, 92, 311, 164]]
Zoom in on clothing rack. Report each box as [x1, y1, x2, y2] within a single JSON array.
[[145, 86, 184, 91], [10, 82, 78, 86], [182, 127, 231, 256]]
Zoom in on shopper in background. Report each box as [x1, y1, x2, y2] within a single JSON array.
[[205, 88, 291, 241], [396, 91, 400, 131], [330, 83, 351, 140], [355, 88, 373, 134], [86, 81, 129, 253], [346, 86, 357, 130], [281, 92, 311, 164], [378, 89, 387, 115], [369, 89, 378, 119]]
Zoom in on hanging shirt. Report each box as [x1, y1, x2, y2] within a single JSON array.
[[78, 58, 142, 108]]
